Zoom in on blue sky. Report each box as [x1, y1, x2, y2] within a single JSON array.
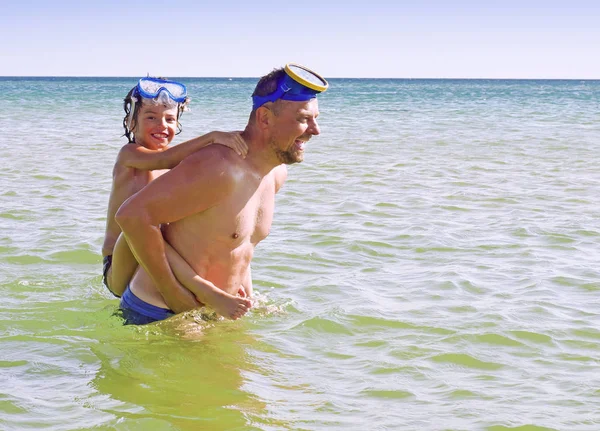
[[1, 0, 598, 78]]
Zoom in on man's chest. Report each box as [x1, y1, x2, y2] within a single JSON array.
[[234, 183, 276, 244], [174, 175, 277, 246]]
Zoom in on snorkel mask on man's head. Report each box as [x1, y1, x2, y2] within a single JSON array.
[[123, 77, 190, 143], [252, 63, 329, 110]]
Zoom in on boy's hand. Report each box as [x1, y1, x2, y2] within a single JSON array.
[[212, 131, 248, 158]]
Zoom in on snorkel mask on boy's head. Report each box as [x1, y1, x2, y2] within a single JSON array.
[[252, 63, 329, 110], [124, 77, 190, 141]]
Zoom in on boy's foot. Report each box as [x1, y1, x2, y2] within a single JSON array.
[[206, 290, 252, 320]]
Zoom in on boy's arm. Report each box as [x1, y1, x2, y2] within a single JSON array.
[[118, 131, 247, 171], [107, 233, 139, 297]]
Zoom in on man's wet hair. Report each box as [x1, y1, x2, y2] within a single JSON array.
[[122, 77, 190, 143], [250, 68, 286, 119], [252, 68, 286, 98]]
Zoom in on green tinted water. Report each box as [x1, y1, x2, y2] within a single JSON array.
[[1, 78, 599, 430]]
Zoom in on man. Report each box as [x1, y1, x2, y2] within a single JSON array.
[[115, 64, 329, 324]]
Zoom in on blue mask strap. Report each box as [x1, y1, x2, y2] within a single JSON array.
[[252, 75, 319, 110], [252, 85, 286, 110]]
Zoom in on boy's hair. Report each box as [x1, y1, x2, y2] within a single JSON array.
[[122, 77, 190, 143]]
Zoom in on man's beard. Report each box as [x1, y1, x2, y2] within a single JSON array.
[[271, 139, 304, 165]]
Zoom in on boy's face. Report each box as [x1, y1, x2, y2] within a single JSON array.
[[133, 101, 178, 149]]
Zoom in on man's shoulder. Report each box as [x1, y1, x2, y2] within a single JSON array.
[[273, 164, 288, 192], [185, 144, 240, 164], [177, 144, 244, 183]]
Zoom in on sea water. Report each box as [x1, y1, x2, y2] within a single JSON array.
[[0, 77, 599, 430]]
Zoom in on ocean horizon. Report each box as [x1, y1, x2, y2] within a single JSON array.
[[2, 75, 599, 81]]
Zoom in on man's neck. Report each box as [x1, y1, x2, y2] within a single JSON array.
[[241, 126, 282, 176]]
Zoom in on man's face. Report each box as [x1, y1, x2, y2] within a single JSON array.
[[268, 98, 320, 164], [133, 101, 178, 149]]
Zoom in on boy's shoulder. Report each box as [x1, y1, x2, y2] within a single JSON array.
[[115, 142, 144, 165], [110, 143, 140, 174], [117, 142, 141, 155]]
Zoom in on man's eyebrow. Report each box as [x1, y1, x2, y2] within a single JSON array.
[[298, 111, 319, 118]]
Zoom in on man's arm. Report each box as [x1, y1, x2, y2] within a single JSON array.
[[118, 131, 247, 171], [115, 147, 238, 313], [242, 265, 253, 299]]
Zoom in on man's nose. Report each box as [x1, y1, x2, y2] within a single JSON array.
[[309, 119, 320, 136]]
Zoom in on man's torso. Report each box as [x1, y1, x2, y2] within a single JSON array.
[[130, 164, 282, 308]]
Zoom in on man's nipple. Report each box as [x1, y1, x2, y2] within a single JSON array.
[[232, 233, 239, 239]]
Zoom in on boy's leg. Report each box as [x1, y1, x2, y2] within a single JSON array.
[[164, 242, 252, 320], [107, 233, 139, 297], [102, 255, 119, 297]]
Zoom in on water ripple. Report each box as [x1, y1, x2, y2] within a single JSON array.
[[1, 78, 600, 430]]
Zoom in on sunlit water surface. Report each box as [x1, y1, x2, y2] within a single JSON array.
[[0, 77, 599, 430]]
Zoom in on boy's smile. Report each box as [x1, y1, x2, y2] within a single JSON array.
[[134, 102, 178, 149]]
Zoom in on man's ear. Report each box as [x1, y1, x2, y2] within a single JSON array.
[[255, 105, 273, 131]]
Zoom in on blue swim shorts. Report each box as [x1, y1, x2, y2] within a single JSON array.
[[119, 285, 175, 325]]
